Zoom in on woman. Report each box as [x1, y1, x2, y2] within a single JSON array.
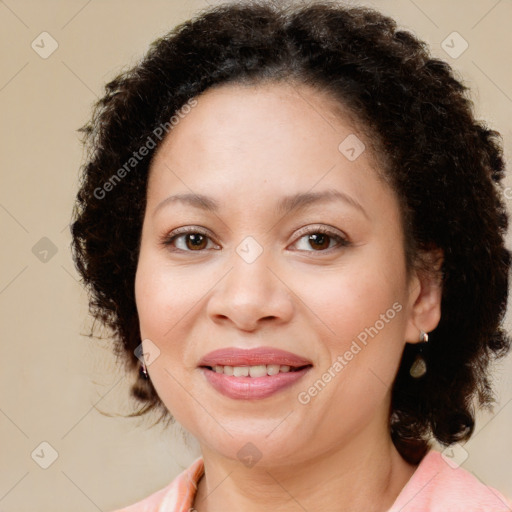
[[71, 1, 512, 510]]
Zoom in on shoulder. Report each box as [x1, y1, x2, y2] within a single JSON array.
[[390, 449, 512, 512], [110, 484, 173, 512], [109, 457, 204, 512]]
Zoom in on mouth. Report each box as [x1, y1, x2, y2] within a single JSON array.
[[197, 347, 313, 399], [200, 363, 312, 377], [197, 346, 313, 369]]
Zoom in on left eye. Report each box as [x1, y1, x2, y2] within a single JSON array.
[[292, 228, 349, 252]]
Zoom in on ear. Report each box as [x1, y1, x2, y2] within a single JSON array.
[[404, 248, 444, 344]]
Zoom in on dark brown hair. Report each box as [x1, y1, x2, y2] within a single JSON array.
[[70, 0, 511, 464]]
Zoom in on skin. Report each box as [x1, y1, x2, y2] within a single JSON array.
[[134, 81, 444, 512]]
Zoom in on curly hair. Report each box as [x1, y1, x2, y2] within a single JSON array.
[[70, 0, 511, 464]]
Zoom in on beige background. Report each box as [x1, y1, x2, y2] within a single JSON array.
[[1, 0, 511, 510]]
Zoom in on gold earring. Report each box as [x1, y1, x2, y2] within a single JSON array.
[[409, 330, 429, 378]]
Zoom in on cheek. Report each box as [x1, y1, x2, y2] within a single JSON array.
[[302, 272, 405, 384], [293, 261, 403, 341], [134, 251, 199, 340], [134, 255, 201, 421], [134, 260, 168, 339], [289, 250, 408, 392]]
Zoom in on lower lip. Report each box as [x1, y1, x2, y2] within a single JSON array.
[[200, 366, 312, 400]]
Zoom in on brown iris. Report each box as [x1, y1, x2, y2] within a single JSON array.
[[308, 233, 331, 251], [185, 233, 208, 251]]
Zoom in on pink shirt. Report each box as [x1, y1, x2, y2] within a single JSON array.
[[112, 450, 511, 511]]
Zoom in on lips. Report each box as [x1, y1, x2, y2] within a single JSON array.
[[198, 347, 312, 368], [198, 347, 313, 400]]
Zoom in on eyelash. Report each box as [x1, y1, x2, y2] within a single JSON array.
[[160, 225, 350, 254]]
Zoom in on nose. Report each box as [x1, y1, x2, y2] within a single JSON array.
[[206, 252, 294, 332]]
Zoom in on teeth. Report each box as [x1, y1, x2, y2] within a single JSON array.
[[211, 364, 298, 377], [233, 366, 249, 377], [266, 364, 280, 375], [249, 365, 267, 378]]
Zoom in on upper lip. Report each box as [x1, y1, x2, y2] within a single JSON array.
[[198, 347, 313, 368]]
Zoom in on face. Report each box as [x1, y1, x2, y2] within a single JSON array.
[[135, 81, 427, 466]]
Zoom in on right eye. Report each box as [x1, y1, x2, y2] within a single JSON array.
[[160, 227, 220, 252]]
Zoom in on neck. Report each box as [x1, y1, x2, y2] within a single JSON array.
[[193, 430, 419, 512]]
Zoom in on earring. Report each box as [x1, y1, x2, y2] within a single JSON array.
[[139, 360, 149, 380], [409, 330, 429, 378]]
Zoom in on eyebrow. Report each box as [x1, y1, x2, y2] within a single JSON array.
[[153, 189, 368, 219]]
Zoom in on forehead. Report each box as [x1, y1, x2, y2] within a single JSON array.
[[147, 81, 393, 216]]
